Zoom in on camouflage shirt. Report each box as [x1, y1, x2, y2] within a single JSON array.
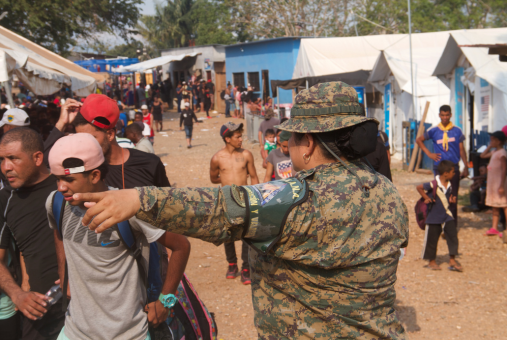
[[135, 161, 409, 339]]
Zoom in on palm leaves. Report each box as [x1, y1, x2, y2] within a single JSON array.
[[138, 0, 196, 51]]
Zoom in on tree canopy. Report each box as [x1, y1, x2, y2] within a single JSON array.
[[0, 0, 142, 55], [137, 0, 507, 51], [2, 0, 507, 55]]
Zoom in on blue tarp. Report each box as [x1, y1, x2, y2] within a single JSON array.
[[74, 58, 139, 73]]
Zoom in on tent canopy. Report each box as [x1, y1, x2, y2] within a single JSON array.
[[271, 70, 372, 97], [369, 31, 450, 97], [433, 27, 507, 95], [293, 35, 408, 78], [75, 58, 139, 74], [114, 52, 201, 73], [0, 25, 104, 96]]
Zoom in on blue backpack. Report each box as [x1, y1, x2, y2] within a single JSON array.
[[51, 191, 163, 305], [52, 191, 218, 340]]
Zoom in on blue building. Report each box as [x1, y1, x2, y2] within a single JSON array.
[[225, 37, 301, 104]]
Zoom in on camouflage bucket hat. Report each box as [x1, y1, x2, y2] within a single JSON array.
[[276, 81, 378, 133]]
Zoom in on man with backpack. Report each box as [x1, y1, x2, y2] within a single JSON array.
[[47, 133, 190, 340], [43, 95, 173, 318]]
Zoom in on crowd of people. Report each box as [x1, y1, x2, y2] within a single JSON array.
[[222, 83, 274, 120], [0, 91, 187, 340], [0, 78, 504, 340]]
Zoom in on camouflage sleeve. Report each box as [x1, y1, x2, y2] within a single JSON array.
[[134, 186, 247, 246]]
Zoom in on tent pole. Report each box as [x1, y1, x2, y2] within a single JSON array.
[[132, 72, 136, 108], [306, 80, 308, 89], [2, 81, 15, 108], [119, 73, 123, 103], [408, 0, 416, 121], [277, 87, 280, 119]]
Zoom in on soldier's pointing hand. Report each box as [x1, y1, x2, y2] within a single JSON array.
[[73, 189, 140, 233]]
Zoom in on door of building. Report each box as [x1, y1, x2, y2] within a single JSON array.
[[262, 70, 270, 102], [214, 62, 226, 113]]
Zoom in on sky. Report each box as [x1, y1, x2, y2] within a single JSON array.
[[75, 0, 157, 52], [139, 0, 157, 16]]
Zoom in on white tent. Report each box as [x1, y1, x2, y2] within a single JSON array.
[[433, 28, 507, 137], [368, 31, 451, 155], [113, 52, 201, 73], [293, 34, 408, 78], [0, 25, 103, 96]]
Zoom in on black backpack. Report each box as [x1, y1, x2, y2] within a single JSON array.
[[220, 90, 225, 100]]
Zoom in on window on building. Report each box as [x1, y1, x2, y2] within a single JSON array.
[[233, 73, 245, 88], [248, 72, 260, 91]]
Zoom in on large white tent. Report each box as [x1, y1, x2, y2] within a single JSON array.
[[368, 31, 451, 154], [293, 32, 452, 156], [0, 25, 104, 97], [433, 27, 507, 139]]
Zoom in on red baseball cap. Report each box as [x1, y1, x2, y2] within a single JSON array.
[[49, 133, 105, 176], [502, 125, 507, 138], [81, 94, 119, 130]]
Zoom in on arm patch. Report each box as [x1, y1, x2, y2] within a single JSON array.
[[241, 178, 308, 254]]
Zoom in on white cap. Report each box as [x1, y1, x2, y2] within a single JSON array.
[[182, 81, 186, 85], [0, 108, 30, 128], [248, 83, 251, 86], [145, 85, 151, 90], [141, 104, 148, 110], [184, 102, 190, 107]]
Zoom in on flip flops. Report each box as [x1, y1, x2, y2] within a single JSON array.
[[484, 228, 502, 236], [448, 265, 463, 272], [424, 264, 442, 271]]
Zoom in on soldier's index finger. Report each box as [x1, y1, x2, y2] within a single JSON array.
[[73, 192, 105, 203]]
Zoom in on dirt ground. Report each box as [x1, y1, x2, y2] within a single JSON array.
[[153, 108, 507, 340]]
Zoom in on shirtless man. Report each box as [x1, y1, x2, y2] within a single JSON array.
[[210, 122, 259, 285]]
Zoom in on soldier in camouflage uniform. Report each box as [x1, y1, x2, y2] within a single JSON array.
[[77, 82, 409, 339]]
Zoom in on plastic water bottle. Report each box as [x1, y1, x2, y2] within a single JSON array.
[[45, 284, 62, 307]]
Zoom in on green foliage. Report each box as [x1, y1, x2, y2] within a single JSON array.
[[138, 0, 237, 51], [191, 0, 235, 45], [352, 0, 507, 35], [138, 0, 196, 51], [0, 0, 142, 55]]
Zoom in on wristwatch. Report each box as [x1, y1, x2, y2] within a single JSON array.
[[158, 293, 178, 309]]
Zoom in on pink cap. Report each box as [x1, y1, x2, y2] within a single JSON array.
[[502, 125, 507, 138], [49, 134, 105, 176]]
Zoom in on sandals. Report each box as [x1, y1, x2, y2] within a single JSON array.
[[448, 265, 463, 272], [424, 264, 442, 271], [485, 228, 502, 236]]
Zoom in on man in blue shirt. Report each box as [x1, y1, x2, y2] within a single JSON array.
[[416, 105, 468, 221]]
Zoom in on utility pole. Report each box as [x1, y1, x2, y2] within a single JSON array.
[[408, 0, 416, 120]]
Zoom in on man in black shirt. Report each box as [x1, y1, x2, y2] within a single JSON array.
[[205, 79, 215, 109], [44, 95, 170, 189], [163, 76, 173, 109], [179, 102, 201, 148], [365, 131, 392, 181], [192, 81, 200, 112], [0, 127, 65, 339]]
